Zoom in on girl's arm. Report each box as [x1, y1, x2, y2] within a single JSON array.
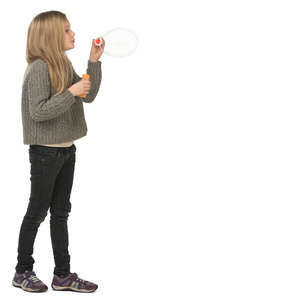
[[72, 60, 102, 103], [28, 59, 76, 122]]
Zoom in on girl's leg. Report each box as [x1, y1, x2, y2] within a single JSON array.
[[15, 147, 62, 273], [49, 145, 76, 277]]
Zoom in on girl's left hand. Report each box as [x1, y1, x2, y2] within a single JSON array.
[[89, 38, 105, 62]]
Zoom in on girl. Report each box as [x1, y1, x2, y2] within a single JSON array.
[[12, 10, 104, 293]]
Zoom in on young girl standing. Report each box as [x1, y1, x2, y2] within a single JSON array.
[[12, 10, 104, 293]]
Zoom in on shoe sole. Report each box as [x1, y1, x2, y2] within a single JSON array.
[[12, 280, 48, 292], [52, 283, 97, 293]]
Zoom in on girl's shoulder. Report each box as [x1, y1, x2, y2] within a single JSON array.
[[31, 58, 47, 68], [23, 59, 49, 87], [27, 59, 49, 75]]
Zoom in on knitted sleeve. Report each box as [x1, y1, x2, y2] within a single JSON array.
[[28, 59, 76, 122], [72, 60, 102, 103]]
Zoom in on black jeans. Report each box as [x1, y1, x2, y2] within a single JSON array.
[[15, 143, 76, 276]]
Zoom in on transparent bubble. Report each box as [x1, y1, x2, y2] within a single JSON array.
[[96, 27, 139, 57]]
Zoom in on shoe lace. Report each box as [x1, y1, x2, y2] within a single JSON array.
[[29, 275, 40, 283], [75, 275, 86, 284]]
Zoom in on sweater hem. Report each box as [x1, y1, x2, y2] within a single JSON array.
[[23, 130, 87, 145]]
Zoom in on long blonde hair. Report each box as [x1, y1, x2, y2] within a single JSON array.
[[25, 10, 74, 96]]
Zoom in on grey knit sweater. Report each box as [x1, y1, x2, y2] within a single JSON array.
[[21, 58, 102, 145]]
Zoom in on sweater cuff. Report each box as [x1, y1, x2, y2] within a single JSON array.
[[65, 88, 75, 98], [88, 60, 102, 70], [63, 89, 76, 105]]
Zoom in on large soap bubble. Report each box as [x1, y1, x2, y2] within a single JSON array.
[[95, 27, 139, 57]]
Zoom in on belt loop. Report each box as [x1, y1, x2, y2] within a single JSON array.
[[57, 148, 62, 158]]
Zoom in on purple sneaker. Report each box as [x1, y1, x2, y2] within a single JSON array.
[[52, 272, 98, 293], [12, 270, 48, 292]]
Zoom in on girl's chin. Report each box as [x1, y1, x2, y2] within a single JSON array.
[[64, 46, 74, 51]]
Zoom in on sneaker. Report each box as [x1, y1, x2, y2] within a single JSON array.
[[12, 270, 48, 292], [52, 272, 98, 293]]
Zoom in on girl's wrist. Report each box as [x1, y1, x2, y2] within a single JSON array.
[[68, 87, 75, 96]]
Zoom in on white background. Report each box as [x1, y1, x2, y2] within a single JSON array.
[[1, 0, 299, 299]]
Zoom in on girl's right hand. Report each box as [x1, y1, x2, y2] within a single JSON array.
[[68, 78, 91, 97]]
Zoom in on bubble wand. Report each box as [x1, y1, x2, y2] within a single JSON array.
[[94, 27, 139, 57], [80, 28, 138, 97]]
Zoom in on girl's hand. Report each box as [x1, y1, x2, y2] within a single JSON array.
[[89, 38, 105, 62], [68, 79, 91, 97]]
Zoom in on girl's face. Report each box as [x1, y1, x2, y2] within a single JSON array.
[[63, 21, 75, 51]]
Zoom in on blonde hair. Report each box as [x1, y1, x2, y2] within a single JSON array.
[[25, 10, 74, 96]]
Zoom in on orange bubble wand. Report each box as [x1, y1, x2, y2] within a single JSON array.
[[79, 74, 90, 98]]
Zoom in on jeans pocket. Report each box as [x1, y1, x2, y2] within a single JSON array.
[[29, 154, 44, 176], [29, 151, 57, 166]]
